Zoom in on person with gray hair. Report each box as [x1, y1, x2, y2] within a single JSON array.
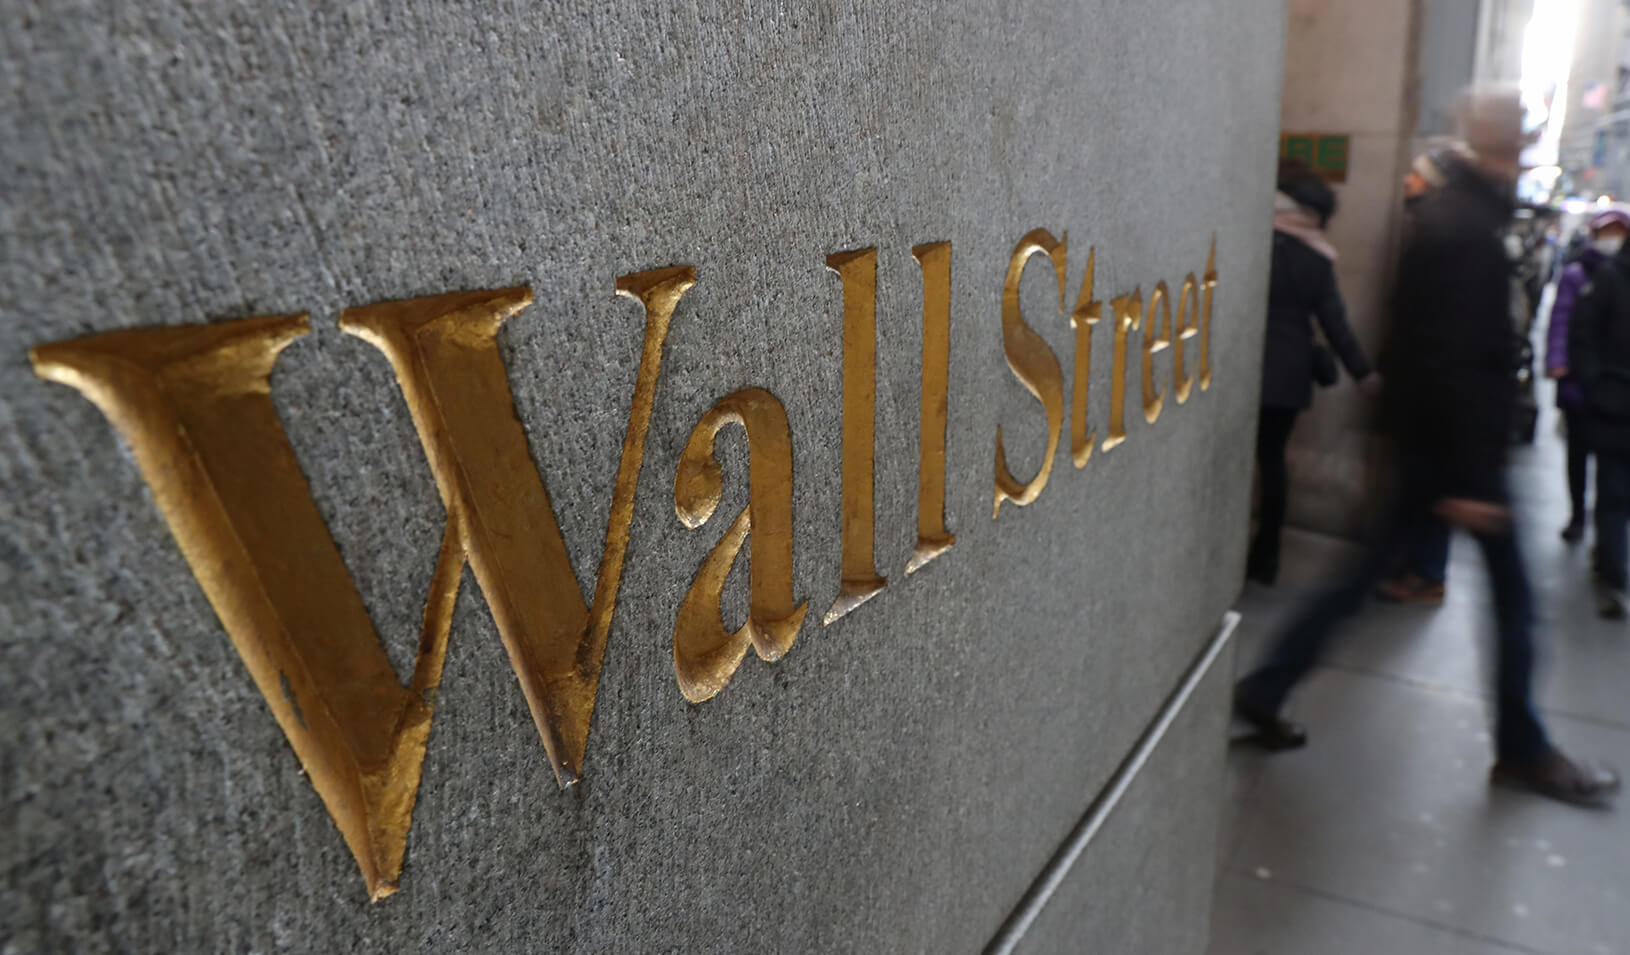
[[1376, 140, 1472, 607], [1235, 88, 1621, 807]]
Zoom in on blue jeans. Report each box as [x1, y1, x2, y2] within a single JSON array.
[[1596, 450, 1630, 589], [1237, 457, 1550, 763]]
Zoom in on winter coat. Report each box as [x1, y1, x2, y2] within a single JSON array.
[[1568, 247, 1630, 454], [1544, 246, 1607, 409], [1259, 230, 1373, 409], [1379, 163, 1516, 503]]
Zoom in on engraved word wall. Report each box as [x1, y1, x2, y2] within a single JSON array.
[[32, 229, 1220, 902]]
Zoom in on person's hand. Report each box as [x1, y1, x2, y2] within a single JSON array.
[[1435, 497, 1509, 533], [1357, 372, 1383, 397], [1547, 366, 1568, 379]]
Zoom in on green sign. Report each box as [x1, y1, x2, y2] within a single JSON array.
[[1280, 132, 1349, 183]]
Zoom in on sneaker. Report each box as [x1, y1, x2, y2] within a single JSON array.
[[1375, 573, 1446, 606], [1562, 519, 1586, 544], [1491, 750, 1621, 807]]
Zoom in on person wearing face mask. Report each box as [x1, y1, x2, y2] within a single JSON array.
[[1236, 88, 1621, 807], [1545, 206, 1630, 546], [1566, 206, 1630, 617]]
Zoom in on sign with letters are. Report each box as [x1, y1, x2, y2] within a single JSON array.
[[31, 230, 1221, 901]]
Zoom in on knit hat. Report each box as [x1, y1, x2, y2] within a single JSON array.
[[1277, 172, 1337, 226], [1404, 140, 1468, 200]]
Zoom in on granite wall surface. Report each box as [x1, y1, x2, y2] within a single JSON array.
[[0, 1, 1283, 951]]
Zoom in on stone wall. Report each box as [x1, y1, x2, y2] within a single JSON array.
[[0, 1, 1282, 951], [1278, 0, 1420, 536]]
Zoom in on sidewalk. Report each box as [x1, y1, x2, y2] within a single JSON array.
[[1208, 404, 1630, 955]]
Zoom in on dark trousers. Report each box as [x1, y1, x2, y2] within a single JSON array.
[[1250, 406, 1300, 575], [1237, 456, 1550, 763], [1597, 449, 1630, 589], [1564, 406, 1593, 526], [1403, 516, 1451, 585]]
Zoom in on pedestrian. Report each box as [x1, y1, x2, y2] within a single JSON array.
[[1247, 170, 1380, 586], [1567, 206, 1630, 617], [1234, 88, 1620, 807], [1548, 205, 1630, 546], [1561, 227, 1590, 275], [1377, 143, 1471, 607]]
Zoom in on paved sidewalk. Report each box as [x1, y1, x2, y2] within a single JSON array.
[[1209, 405, 1630, 955]]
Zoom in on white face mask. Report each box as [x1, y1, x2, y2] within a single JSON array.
[[1596, 236, 1626, 257]]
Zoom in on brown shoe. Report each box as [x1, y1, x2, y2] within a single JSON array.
[[1376, 573, 1446, 607], [1491, 750, 1621, 807]]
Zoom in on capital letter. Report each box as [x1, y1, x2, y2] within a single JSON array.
[[32, 268, 691, 900], [994, 229, 1067, 516]]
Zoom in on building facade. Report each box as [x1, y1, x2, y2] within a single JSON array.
[[1589, 7, 1630, 199], [0, 1, 1283, 951]]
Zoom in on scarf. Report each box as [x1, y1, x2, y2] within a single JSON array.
[[1273, 191, 1338, 261]]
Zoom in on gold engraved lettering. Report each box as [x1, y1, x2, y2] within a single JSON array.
[[1142, 281, 1172, 424], [906, 241, 956, 574], [1200, 237, 1217, 390], [339, 271, 688, 789], [31, 315, 457, 901], [31, 269, 690, 901], [824, 248, 888, 624], [1068, 247, 1101, 468], [1103, 290, 1142, 451], [1172, 273, 1200, 404], [993, 229, 1067, 516], [673, 388, 808, 702]]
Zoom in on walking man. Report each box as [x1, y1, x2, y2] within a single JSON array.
[[1233, 88, 1620, 807]]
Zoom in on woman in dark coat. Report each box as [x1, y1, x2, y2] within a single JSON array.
[[1248, 172, 1378, 584]]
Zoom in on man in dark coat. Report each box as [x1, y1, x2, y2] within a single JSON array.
[[1569, 229, 1630, 617], [1234, 88, 1620, 807]]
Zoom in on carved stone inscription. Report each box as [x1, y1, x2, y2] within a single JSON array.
[[31, 231, 1220, 900]]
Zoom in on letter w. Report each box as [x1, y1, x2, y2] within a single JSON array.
[[29, 268, 695, 901]]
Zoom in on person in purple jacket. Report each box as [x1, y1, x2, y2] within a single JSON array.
[[1547, 205, 1630, 543]]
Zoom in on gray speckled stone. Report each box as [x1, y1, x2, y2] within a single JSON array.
[[0, 1, 1281, 951], [1014, 638, 1234, 955]]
